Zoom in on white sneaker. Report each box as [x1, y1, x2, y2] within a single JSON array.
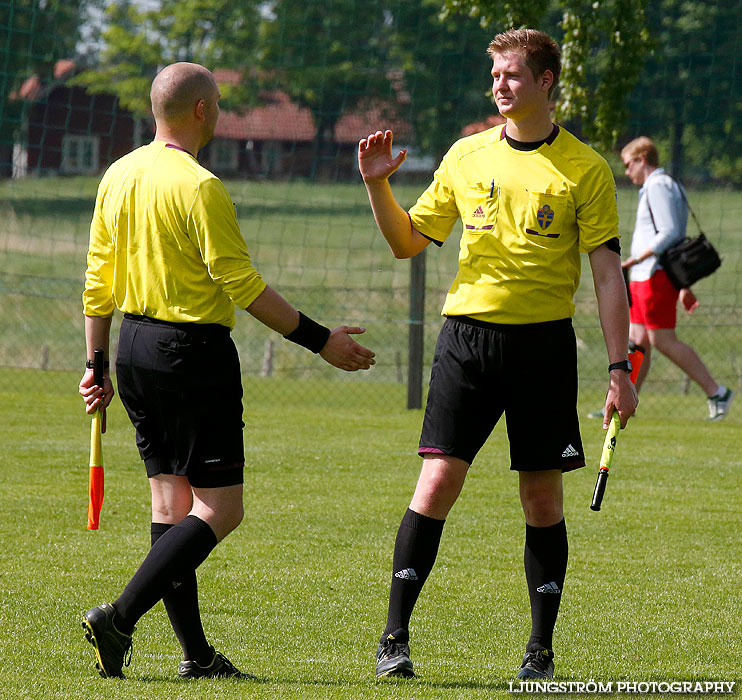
[[708, 388, 734, 421]]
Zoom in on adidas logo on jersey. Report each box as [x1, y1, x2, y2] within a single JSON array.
[[472, 205, 485, 218], [561, 444, 579, 458], [394, 568, 419, 581], [537, 581, 561, 594]]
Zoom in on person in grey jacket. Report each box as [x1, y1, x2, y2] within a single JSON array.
[[620, 136, 732, 421]]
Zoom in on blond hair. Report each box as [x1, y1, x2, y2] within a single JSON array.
[[621, 137, 659, 167]]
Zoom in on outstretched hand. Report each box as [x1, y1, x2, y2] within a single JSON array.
[[320, 326, 376, 371], [358, 130, 407, 183]]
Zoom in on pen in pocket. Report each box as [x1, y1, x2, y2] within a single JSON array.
[[489, 179, 494, 198]]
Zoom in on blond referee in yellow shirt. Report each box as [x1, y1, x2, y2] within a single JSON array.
[[359, 29, 636, 681], [78, 62, 375, 681]]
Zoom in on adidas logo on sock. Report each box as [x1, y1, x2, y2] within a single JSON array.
[[394, 568, 419, 581], [537, 581, 561, 594], [561, 444, 579, 458]]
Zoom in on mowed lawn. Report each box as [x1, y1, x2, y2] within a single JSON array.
[[1, 177, 741, 698], [0, 373, 739, 700]]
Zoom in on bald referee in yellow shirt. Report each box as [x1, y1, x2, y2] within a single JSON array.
[[79, 62, 375, 681], [359, 29, 636, 681]]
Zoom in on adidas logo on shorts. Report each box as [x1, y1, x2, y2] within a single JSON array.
[[561, 444, 579, 458]]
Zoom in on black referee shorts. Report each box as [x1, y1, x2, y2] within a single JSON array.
[[419, 315, 585, 471], [116, 314, 245, 488]]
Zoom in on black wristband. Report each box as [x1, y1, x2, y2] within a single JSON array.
[[284, 312, 331, 353], [608, 360, 632, 373], [86, 359, 109, 369]]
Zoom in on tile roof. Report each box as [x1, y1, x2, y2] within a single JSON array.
[[215, 91, 316, 141], [213, 67, 412, 143], [214, 90, 413, 144], [335, 105, 412, 144]]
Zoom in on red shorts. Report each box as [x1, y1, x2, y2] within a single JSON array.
[[629, 269, 680, 330]]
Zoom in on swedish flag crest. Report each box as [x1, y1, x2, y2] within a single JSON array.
[[537, 204, 554, 229]]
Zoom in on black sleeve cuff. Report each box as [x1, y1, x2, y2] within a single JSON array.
[[604, 237, 621, 255]]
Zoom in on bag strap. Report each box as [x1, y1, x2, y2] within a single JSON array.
[[669, 174, 705, 235], [644, 172, 704, 236], [644, 190, 659, 234]]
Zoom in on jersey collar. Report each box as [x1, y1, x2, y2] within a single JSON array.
[[498, 123, 559, 151]]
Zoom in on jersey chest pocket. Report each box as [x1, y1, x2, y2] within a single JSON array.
[[523, 192, 568, 240], [462, 184, 498, 235]]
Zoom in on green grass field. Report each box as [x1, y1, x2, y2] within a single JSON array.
[[0, 373, 740, 700], [1, 176, 740, 698]]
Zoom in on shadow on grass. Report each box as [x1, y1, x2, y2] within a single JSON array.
[[259, 675, 507, 692], [132, 673, 510, 692], [132, 673, 272, 685]]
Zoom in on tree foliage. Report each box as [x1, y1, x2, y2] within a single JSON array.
[[627, 0, 742, 181], [388, 0, 495, 160], [442, 0, 550, 29], [259, 0, 392, 176], [157, 0, 262, 72], [72, 2, 161, 116], [73, 0, 261, 116], [560, 0, 649, 150]]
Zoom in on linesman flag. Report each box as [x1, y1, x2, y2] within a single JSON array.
[[87, 349, 105, 530]]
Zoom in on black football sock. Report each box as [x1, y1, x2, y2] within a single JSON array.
[[113, 515, 217, 635], [523, 518, 568, 652], [383, 508, 445, 638], [150, 522, 212, 664]]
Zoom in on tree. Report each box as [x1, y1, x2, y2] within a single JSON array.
[[440, 0, 650, 152], [157, 0, 262, 87], [386, 0, 497, 161], [626, 0, 742, 182], [442, 0, 549, 28], [0, 0, 90, 176], [72, 1, 161, 118], [260, 0, 392, 178], [73, 0, 262, 120]]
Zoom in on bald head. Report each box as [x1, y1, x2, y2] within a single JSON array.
[[150, 62, 218, 125]]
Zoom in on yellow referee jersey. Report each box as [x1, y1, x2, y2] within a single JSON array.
[[83, 141, 266, 329], [410, 124, 618, 324]]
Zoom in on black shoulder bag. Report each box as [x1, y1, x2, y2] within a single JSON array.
[[646, 178, 721, 289]]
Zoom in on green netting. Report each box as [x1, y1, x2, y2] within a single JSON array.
[[1, 0, 741, 415]]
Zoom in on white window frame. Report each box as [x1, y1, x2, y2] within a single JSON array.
[[61, 134, 99, 174]]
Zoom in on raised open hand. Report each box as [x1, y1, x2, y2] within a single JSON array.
[[358, 130, 407, 183]]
